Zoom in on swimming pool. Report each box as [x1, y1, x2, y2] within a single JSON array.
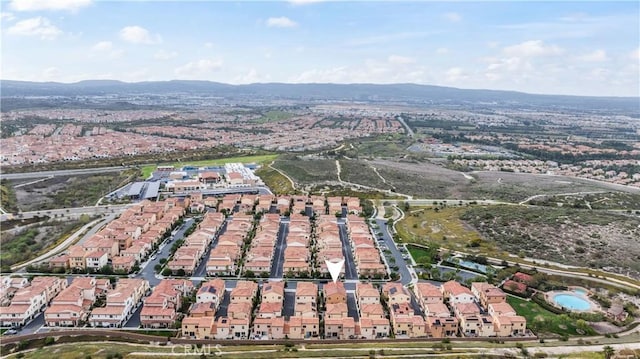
[[553, 293, 591, 311], [573, 288, 587, 295]]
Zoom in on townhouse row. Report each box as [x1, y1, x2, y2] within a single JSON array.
[[282, 214, 313, 276], [413, 281, 527, 338], [316, 215, 345, 279], [243, 214, 280, 275], [206, 214, 254, 276], [0, 276, 67, 327], [167, 212, 225, 275], [50, 198, 188, 273], [181, 280, 258, 340], [38, 277, 149, 328], [346, 215, 387, 278]]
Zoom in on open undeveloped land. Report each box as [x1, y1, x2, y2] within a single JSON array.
[[10, 169, 139, 211], [397, 204, 640, 280], [461, 206, 640, 279], [272, 155, 338, 184], [0, 216, 91, 268], [367, 159, 639, 202], [528, 192, 640, 211]]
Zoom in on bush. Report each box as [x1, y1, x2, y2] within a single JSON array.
[[44, 336, 55, 345]]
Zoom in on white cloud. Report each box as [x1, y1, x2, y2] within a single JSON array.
[[119, 26, 162, 44], [174, 59, 223, 78], [233, 68, 271, 84], [503, 40, 563, 57], [154, 50, 178, 60], [347, 31, 438, 47], [266, 16, 298, 28], [436, 47, 449, 55], [445, 67, 468, 82], [388, 55, 415, 65], [90, 41, 123, 59], [7, 17, 62, 39], [1, 12, 16, 21], [443, 12, 462, 23], [92, 41, 113, 52], [290, 57, 429, 84], [630, 48, 640, 60], [578, 49, 608, 62], [42, 67, 59, 79], [10, 0, 92, 12], [204, 42, 214, 49]]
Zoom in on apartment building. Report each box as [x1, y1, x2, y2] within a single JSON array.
[[89, 278, 149, 328], [0, 277, 67, 327], [141, 279, 194, 328], [45, 277, 111, 327]]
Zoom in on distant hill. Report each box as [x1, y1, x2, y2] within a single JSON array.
[[1, 79, 638, 113]]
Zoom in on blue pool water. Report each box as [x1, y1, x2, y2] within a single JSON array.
[[553, 294, 591, 311], [573, 288, 587, 295], [456, 260, 489, 274]]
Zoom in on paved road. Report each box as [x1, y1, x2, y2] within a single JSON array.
[[19, 312, 45, 335], [283, 287, 296, 317], [396, 115, 414, 137], [11, 215, 116, 271], [270, 222, 289, 278], [135, 218, 195, 286], [346, 293, 360, 320], [192, 221, 227, 278], [337, 220, 358, 280], [1, 167, 128, 180], [375, 218, 413, 286]]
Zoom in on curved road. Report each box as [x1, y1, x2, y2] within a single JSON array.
[[2, 166, 128, 180], [10, 214, 116, 271]]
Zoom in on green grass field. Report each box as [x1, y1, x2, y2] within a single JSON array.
[[397, 206, 489, 252], [507, 296, 597, 337], [407, 244, 438, 266], [140, 154, 278, 178], [255, 165, 297, 195]]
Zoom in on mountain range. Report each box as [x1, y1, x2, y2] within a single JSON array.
[[1, 80, 638, 112]]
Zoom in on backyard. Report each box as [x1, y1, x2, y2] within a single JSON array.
[[507, 296, 597, 337]]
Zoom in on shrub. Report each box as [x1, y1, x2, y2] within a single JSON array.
[[44, 336, 55, 346]]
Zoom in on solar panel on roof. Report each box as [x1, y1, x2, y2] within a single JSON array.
[[128, 182, 145, 196], [144, 181, 160, 198]]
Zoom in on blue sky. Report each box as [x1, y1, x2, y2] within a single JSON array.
[[1, 0, 639, 96]]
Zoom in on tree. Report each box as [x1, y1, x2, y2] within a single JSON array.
[[603, 345, 615, 359], [176, 269, 186, 277], [162, 268, 172, 276]]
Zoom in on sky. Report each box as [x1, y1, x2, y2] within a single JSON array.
[[1, 0, 639, 97]]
